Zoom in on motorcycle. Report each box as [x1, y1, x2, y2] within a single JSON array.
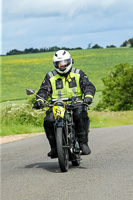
[[26, 88, 89, 172]]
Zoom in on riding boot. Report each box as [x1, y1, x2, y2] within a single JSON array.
[[73, 105, 91, 155], [80, 142, 91, 155], [43, 109, 57, 158], [47, 138, 57, 158], [47, 148, 57, 158], [77, 131, 91, 155]]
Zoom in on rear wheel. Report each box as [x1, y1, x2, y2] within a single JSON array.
[[55, 127, 69, 172]]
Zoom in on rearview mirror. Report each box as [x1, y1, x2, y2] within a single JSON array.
[[26, 88, 35, 95]]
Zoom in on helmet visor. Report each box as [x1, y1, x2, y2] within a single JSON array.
[[54, 59, 71, 71]]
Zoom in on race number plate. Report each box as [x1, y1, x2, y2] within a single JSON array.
[[53, 106, 65, 119]]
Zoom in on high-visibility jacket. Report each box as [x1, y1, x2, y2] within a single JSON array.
[[37, 67, 96, 101]]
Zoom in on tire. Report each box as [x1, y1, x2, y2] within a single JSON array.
[[55, 127, 69, 172]]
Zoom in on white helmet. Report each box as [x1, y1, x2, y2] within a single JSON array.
[[53, 50, 72, 74]]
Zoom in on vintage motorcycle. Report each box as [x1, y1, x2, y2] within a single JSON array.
[[26, 88, 88, 172]]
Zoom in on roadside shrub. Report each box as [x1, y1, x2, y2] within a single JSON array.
[[1, 103, 47, 127], [27, 95, 36, 105], [95, 63, 133, 111]]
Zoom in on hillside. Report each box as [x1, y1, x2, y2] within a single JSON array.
[[1, 48, 133, 102]]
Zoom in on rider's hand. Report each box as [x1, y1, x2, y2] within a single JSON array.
[[33, 99, 44, 109], [84, 95, 93, 105]]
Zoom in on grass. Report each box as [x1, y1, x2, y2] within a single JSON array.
[[1, 48, 133, 102], [1, 124, 44, 136], [89, 110, 133, 128], [0, 99, 26, 107]]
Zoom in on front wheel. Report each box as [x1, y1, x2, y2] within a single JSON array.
[[55, 127, 69, 172]]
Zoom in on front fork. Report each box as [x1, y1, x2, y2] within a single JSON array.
[[54, 116, 68, 144], [54, 116, 64, 128]]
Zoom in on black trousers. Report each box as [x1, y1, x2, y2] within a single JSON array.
[[43, 105, 90, 148]]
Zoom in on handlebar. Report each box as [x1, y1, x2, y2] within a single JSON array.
[[32, 99, 88, 109], [32, 97, 92, 109], [26, 88, 92, 109], [41, 98, 89, 108]]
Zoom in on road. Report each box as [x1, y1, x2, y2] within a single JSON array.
[[1, 125, 133, 200]]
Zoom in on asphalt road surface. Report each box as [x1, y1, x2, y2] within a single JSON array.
[[1, 125, 133, 200]]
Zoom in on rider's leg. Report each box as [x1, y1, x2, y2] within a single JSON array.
[[73, 105, 91, 155], [43, 108, 57, 158]]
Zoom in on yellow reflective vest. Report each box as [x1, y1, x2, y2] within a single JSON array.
[[48, 68, 83, 99]]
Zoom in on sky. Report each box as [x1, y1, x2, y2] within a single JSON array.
[[1, 0, 133, 54]]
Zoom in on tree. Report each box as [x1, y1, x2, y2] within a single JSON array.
[[120, 41, 127, 47], [129, 38, 133, 47], [6, 49, 23, 55], [106, 45, 116, 48], [120, 38, 133, 47], [6, 46, 83, 55], [92, 44, 103, 49], [95, 63, 133, 111]]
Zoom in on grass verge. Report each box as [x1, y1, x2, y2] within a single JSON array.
[[1, 124, 44, 136], [1, 110, 133, 136], [89, 110, 133, 128]]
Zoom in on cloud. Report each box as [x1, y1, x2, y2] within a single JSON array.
[[3, 0, 133, 24], [4, 0, 129, 19], [1, 0, 133, 54]]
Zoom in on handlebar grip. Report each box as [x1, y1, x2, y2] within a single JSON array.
[[32, 106, 36, 109]]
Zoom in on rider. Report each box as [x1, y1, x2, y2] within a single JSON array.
[[34, 50, 96, 158]]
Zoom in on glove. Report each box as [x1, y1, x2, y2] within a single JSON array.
[[84, 95, 93, 105], [33, 99, 44, 109]]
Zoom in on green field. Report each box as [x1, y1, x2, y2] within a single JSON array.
[[1, 48, 133, 103]]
